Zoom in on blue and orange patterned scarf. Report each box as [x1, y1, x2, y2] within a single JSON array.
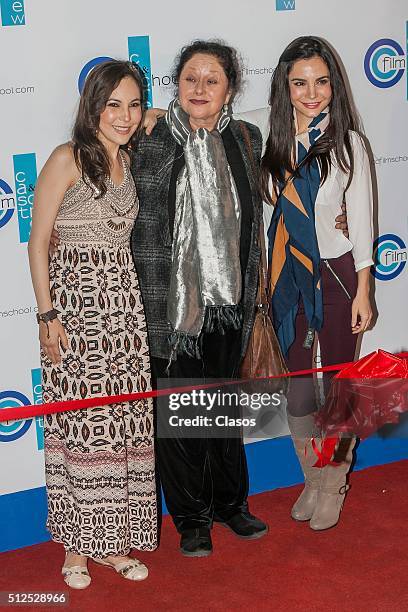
[[268, 110, 330, 356]]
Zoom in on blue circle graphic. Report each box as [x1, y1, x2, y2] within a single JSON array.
[[0, 178, 15, 229], [0, 391, 32, 442], [364, 38, 405, 88], [371, 47, 397, 80], [372, 234, 407, 281], [78, 56, 114, 93]]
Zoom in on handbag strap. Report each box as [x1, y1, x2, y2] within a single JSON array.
[[258, 218, 269, 308], [239, 121, 269, 310], [239, 120, 260, 195]]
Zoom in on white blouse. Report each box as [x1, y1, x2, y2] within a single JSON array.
[[234, 108, 374, 272]]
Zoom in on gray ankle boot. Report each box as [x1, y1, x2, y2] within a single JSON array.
[[309, 437, 355, 531], [287, 413, 322, 521]]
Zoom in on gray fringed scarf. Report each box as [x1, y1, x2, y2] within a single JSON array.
[[166, 98, 243, 360]]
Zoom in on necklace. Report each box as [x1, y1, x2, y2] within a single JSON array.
[[107, 151, 136, 217]]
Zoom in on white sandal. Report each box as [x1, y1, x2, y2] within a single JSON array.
[[93, 556, 148, 581], [61, 563, 91, 590]]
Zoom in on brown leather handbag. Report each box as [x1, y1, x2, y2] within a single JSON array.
[[240, 221, 289, 395], [238, 120, 288, 394]]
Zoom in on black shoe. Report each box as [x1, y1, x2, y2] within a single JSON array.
[[180, 528, 213, 557], [218, 511, 268, 539]]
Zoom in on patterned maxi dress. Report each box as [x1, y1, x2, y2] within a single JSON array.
[[42, 151, 157, 556]]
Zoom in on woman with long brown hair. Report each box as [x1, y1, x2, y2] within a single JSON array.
[[28, 60, 157, 589], [237, 36, 373, 530]]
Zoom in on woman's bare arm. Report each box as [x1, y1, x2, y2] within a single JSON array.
[[28, 144, 78, 363]]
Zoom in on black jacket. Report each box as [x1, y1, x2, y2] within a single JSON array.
[[130, 117, 262, 361]]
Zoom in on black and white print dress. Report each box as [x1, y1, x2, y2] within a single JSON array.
[[42, 151, 157, 556]]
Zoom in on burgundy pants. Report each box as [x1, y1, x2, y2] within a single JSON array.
[[286, 251, 358, 417]]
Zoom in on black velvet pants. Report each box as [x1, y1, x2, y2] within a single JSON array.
[[151, 328, 249, 533]]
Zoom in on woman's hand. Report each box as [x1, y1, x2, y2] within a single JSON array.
[[143, 108, 166, 135], [335, 202, 349, 238], [351, 291, 372, 334], [49, 227, 60, 257], [351, 267, 372, 333], [39, 318, 68, 365]]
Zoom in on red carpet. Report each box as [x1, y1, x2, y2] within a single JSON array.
[[1, 461, 407, 612]]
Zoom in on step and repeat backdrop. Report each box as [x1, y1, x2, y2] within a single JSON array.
[[0, 0, 407, 540]]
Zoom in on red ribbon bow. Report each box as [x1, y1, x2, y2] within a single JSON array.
[[312, 350, 408, 467]]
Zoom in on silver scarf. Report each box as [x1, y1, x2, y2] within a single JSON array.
[[166, 98, 242, 359]]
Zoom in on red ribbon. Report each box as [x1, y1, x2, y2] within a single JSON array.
[[1, 350, 407, 425], [311, 437, 341, 468]]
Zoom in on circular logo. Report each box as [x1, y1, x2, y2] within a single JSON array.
[[0, 178, 15, 229], [0, 391, 32, 442], [78, 56, 114, 93], [372, 234, 407, 280], [364, 39, 405, 88]]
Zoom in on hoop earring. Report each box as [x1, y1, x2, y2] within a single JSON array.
[[223, 103, 229, 113]]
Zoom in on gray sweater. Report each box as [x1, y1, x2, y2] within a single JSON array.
[[130, 117, 263, 362]]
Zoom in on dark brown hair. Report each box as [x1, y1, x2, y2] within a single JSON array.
[[173, 39, 242, 102], [261, 36, 361, 203], [72, 60, 145, 198]]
